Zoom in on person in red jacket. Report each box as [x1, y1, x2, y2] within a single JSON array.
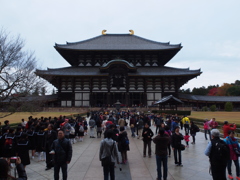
[[222, 121, 236, 138]]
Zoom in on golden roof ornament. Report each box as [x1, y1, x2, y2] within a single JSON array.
[[129, 30, 134, 35], [102, 30, 107, 35]]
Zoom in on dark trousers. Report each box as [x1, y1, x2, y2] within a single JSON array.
[[97, 131, 102, 137], [191, 134, 196, 143], [167, 144, 171, 156], [143, 141, 152, 156], [155, 125, 160, 134], [184, 124, 189, 133], [180, 121, 183, 130], [156, 155, 168, 180], [54, 163, 68, 180], [174, 148, 182, 165], [211, 163, 227, 180], [46, 148, 53, 168], [227, 159, 239, 177], [121, 151, 127, 162], [103, 164, 115, 180], [131, 127, 135, 137], [204, 129, 211, 140]]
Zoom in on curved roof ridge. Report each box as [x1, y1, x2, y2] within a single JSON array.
[[55, 35, 103, 46], [132, 35, 181, 47], [55, 34, 182, 48]]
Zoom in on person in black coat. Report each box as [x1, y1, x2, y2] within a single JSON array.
[[2, 128, 16, 158], [142, 123, 154, 157], [26, 127, 36, 159], [51, 130, 72, 180], [117, 127, 130, 164], [36, 127, 46, 161], [45, 124, 57, 170], [190, 121, 199, 144], [171, 126, 184, 166], [16, 133, 30, 168]]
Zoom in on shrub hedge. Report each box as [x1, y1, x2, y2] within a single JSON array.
[[152, 110, 191, 116]]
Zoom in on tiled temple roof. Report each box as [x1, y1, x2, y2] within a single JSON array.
[[55, 34, 181, 51]]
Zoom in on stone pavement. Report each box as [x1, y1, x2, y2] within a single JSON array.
[[24, 125, 228, 180]]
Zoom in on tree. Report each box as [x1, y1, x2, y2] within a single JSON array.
[[226, 86, 240, 96], [208, 87, 218, 96], [192, 86, 208, 95], [32, 86, 40, 96], [225, 102, 233, 111], [235, 80, 240, 86], [0, 28, 45, 102], [217, 83, 233, 96], [179, 88, 191, 94], [209, 105, 217, 111]]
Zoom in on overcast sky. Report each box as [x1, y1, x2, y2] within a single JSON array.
[[1, 0, 240, 91]]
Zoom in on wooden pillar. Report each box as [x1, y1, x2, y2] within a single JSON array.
[[107, 93, 111, 107], [57, 77, 62, 107], [161, 78, 165, 96], [143, 78, 147, 106], [72, 77, 75, 107]]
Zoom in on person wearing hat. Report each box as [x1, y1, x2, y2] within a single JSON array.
[[222, 121, 236, 138]]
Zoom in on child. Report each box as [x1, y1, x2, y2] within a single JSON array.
[[184, 132, 190, 147]]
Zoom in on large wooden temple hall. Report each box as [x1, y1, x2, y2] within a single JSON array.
[[36, 30, 202, 107]]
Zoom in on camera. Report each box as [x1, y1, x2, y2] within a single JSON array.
[[10, 157, 17, 163]]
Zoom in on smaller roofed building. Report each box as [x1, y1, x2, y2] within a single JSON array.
[[178, 94, 240, 110]]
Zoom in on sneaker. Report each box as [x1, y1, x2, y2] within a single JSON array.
[[228, 175, 234, 179], [236, 176, 240, 180], [143, 155, 146, 157], [32, 156, 34, 159]]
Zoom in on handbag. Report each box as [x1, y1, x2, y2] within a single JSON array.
[[101, 141, 115, 166], [180, 144, 185, 151]]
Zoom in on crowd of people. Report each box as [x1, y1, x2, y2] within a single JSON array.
[[0, 110, 239, 180]]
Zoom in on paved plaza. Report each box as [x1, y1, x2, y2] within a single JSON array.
[[22, 122, 226, 180]]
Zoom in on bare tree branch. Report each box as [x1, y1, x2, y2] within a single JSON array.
[[0, 28, 46, 102]]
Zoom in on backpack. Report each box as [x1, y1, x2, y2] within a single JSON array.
[[79, 125, 84, 132], [210, 139, 230, 164], [123, 136, 129, 145], [105, 122, 111, 130], [195, 125, 200, 132], [138, 119, 144, 127], [70, 126, 75, 135], [4, 137, 14, 150]]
